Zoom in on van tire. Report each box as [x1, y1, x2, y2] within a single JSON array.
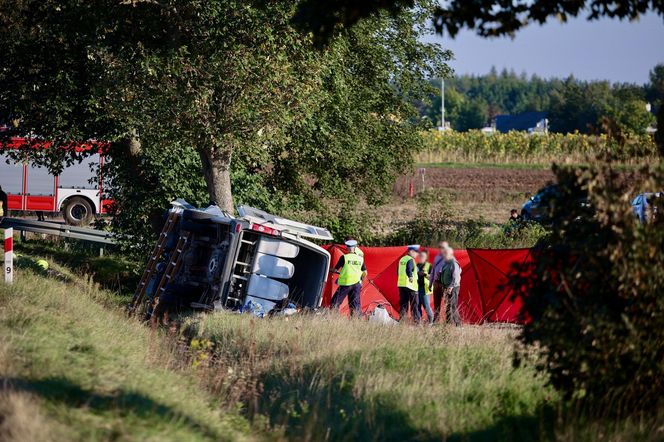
[[64, 197, 94, 226]]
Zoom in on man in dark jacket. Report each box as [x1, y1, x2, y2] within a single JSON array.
[[429, 241, 449, 322], [440, 246, 462, 326]]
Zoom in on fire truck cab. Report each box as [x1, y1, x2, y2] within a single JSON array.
[[0, 138, 110, 226]]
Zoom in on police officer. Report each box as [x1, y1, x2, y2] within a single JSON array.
[[344, 236, 364, 258], [331, 240, 366, 316], [397, 245, 421, 323], [417, 249, 435, 324]]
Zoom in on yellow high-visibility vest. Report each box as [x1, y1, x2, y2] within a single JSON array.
[[338, 253, 364, 286], [397, 255, 417, 291], [419, 261, 432, 294]]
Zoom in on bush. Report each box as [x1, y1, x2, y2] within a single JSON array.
[[387, 190, 548, 248], [511, 161, 664, 414]]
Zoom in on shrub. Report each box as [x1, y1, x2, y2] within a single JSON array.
[[511, 161, 664, 414], [387, 190, 548, 248]]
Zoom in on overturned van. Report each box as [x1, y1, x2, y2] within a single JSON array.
[[130, 200, 333, 320]]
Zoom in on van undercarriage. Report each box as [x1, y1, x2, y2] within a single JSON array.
[[130, 201, 332, 321]]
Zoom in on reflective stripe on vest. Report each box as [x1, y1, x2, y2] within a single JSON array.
[[338, 253, 364, 286], [420, 261, 432, 294], [397, 255, 417, 291]]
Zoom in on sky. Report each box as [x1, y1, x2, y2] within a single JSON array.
[[425, 13, 664, 84]]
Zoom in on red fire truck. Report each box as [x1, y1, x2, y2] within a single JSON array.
[[0, 137, 112, 226]]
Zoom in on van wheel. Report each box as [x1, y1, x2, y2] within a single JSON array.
[[64, 197, 94, 226]]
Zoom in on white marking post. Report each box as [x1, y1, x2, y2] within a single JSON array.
[[4, 228, 13, 284]]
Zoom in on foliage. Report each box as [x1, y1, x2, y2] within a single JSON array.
[[385, 190, 548, 248], [291, 0, 415, 46], [0, 0, 332, 210], [0, 0, 448, 258], [289, 0, 664, 41], [424, 69, 563, 130], [647, 64, 664, 115], [419, 129, 658, 165], [432, 0, 664, 37], [512, 161, 664, 414], [549, 78, 654, 135], [648, 64, 664, 155], [270, 3, 449, 211]]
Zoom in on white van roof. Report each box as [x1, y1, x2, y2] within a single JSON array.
[[170, 200, 334, 242], [238, 206, 334, 241]]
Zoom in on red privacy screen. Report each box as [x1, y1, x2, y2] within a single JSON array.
[[322, 245, 533, 324]]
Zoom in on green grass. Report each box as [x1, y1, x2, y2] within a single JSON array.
[[182, 314, 556, 441], [14, 238, 140, 293], [0, 269, 252, 441], [2, 244, 661, 441]]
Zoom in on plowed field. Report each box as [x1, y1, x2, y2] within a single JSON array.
[[394, 166, 555, 197]]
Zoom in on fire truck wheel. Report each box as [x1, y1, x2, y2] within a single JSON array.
[[64, 197, 94, 226]]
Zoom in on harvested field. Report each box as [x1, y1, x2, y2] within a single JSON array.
[[377, 166, 557, 225], [394, 166, 556, 197]]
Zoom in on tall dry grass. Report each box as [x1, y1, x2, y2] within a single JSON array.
[[0, 269, 253, 442], [182, 313, 553, 440]]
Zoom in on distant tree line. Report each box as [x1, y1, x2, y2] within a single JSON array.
[[422, 64, 664, 135]]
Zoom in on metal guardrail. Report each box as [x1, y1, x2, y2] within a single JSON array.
[[0, 218, 117, 245]]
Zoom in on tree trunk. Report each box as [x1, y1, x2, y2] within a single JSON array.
[[199, 149, 234, 213], [114, 131, 164, 233]]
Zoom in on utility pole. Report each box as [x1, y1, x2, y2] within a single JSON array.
[[440, 78, 446, 131]]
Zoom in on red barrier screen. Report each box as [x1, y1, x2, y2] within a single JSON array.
[[322, 245, 531, 324]]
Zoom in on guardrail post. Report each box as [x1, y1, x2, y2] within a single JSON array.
[[4, 228, 13, 284]]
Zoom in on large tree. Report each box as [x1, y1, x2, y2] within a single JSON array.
[[1, 0, 447, 248], [1, 1, 327, 212]]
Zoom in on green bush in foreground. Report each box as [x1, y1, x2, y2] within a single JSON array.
[[512, 161, 664, 414]]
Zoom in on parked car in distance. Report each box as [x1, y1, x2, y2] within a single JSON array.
[[521, 185, 559, 222], [521, 184, 591, 223], [632, 192, 662, 223]]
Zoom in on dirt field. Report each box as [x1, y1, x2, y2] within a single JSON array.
[[394, 166, 555, 196], [372, 166, 557, 226]]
